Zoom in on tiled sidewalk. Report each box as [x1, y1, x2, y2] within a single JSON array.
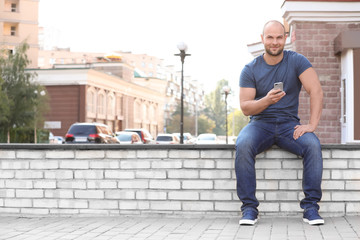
[[0, 215, 359, 240]]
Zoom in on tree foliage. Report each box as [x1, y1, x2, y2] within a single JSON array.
[[165, 104, 195, 134], [0, 42, 48, 143], [227, 109, 249, 136], [203, 79, 229, 135]]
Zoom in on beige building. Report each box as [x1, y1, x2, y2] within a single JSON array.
[[0, 0, 38, 67], [37, 48, 205, 135], [31, 62, 165, 138]]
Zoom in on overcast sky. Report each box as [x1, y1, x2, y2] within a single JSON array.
[[39, 0, 285, 107]]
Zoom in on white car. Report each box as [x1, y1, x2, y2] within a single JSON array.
[[156, 133, 180, 144], [115, 131, 143, 144], [195, 133, 218, 144]]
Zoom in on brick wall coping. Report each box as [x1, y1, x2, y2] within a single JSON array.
[[0, 143, 359, 150]]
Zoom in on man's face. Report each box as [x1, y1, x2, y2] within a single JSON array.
[[261, 23, 287, 57]]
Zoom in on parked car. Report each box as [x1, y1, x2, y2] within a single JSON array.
[[65, 122, 119, 144], [174, 132, 195, 144], [115, 131, 143, 144], [155, 133, 180, 144], [124, 128, 154, 144], [195, 133, 218, 144], [53, 136, 65, 144]]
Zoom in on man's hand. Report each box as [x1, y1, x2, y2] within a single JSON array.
[[293, 124, 316, 140], [266, 89, 286, 104]]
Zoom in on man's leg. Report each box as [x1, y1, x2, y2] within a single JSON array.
[[276, 119, 323, 224], [235, 120, 275, 213]]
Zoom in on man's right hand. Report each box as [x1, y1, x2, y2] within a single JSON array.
[[266, 89, 286, 104]]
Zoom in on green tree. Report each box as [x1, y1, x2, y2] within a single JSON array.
[[227, 109, 249, 136], [197, 114, 215, 134], [0, 42, 48, 143], [166, 104, 194, 134], [203, 79, 229, 135], [166, 103, 217, 136]]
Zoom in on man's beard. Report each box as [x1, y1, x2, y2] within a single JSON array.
[[265, 46, 284, 56]]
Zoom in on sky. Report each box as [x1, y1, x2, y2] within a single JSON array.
[[39, 0, 285, 107]]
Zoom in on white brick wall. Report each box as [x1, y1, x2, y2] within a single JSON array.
[[0, 145, 358, 217]]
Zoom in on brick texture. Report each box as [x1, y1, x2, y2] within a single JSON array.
[[292, 22, 360, 144], [0, 147, 359, 216]]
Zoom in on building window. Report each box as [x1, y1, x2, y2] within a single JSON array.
[[11, 3, 16, 12], [116, 96, 123, 116], [87, 91, 96, 113], [98, 94, 105, 115], [134, 101, 141, 120], [107, 95, 115, 116], [10, 26, 16, 36], [38, 57, 44, 67]]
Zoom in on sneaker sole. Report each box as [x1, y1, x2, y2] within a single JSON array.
[[239, 218, 258, 225], [303, 218, 325, 225]]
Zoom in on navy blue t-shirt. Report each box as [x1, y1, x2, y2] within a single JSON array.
[[239, 50, 312, 120]]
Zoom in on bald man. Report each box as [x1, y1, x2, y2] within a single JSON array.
[[235, 20, 324, 225]]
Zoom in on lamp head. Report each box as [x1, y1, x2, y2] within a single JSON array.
[[177, 42, 188, 52], [222, 85, 231, 94]]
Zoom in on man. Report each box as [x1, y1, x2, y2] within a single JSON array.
[[235, 20, 324, 225]]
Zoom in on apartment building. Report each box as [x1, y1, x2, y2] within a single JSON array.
[[0, 0, 38, 67]]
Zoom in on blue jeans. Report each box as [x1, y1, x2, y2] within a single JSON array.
[[235, 117, 323, 213]]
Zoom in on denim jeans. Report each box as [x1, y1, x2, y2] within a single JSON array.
[[235, 116, 323, 213]]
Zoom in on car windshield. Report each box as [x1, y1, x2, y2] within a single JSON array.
[[68, 125, 96, 135], [117, 134, 132, 141], [157, 136, 173, 141], [198, 135, 215, 140]]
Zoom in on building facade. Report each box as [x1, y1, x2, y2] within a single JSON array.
[[31, 62, 165, 138], [248, 0, 360, 144], [37, 48, 205, 136], [0, 0, 38, 67]]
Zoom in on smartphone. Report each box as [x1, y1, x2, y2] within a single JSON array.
[[274, 82, 283, 92]]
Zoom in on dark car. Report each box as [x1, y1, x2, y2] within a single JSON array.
[[65, 122, 119, 144], [124, 128, 154, 144]]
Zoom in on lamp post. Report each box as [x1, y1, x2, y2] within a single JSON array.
[[34, 90, 46, 144], [174, 42, 191, 144], [222, 86, 231, 144]]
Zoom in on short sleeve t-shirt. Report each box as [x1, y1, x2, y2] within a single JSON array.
[[239, 50, 312, 120]]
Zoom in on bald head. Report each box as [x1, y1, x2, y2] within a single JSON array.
[[262, 20, 286, 36]]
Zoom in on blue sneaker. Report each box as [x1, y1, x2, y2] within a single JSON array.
[[303, 209, 324, 225], [239, 210, 258, 225]]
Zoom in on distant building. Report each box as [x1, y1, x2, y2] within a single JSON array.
[[30, 62, 165, 138], [37, 48, 205, 136], [0, 0, 39, 67], [2, 0, 205, 138]]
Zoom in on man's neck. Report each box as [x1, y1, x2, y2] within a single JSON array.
[[263, 52, 284, 65]]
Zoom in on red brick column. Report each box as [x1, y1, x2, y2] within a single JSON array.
[[291, 22, 360, 144]]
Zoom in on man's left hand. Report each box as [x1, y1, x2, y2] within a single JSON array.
[[293, 124, 316, 140]]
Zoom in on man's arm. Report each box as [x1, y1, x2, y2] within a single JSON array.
[[293, 67, 323, 140], [239, 87, 286, 116]]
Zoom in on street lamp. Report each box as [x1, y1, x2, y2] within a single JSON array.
[[222, 86, 231, 144], [174, 42, 191, 144], [34, 90, 46, 144]]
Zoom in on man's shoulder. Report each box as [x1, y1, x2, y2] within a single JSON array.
[[245, 55, 263, 68], [284, 50, 307, 60]]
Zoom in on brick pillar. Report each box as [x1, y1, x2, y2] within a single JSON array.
[[291, 22, 360, 144]]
